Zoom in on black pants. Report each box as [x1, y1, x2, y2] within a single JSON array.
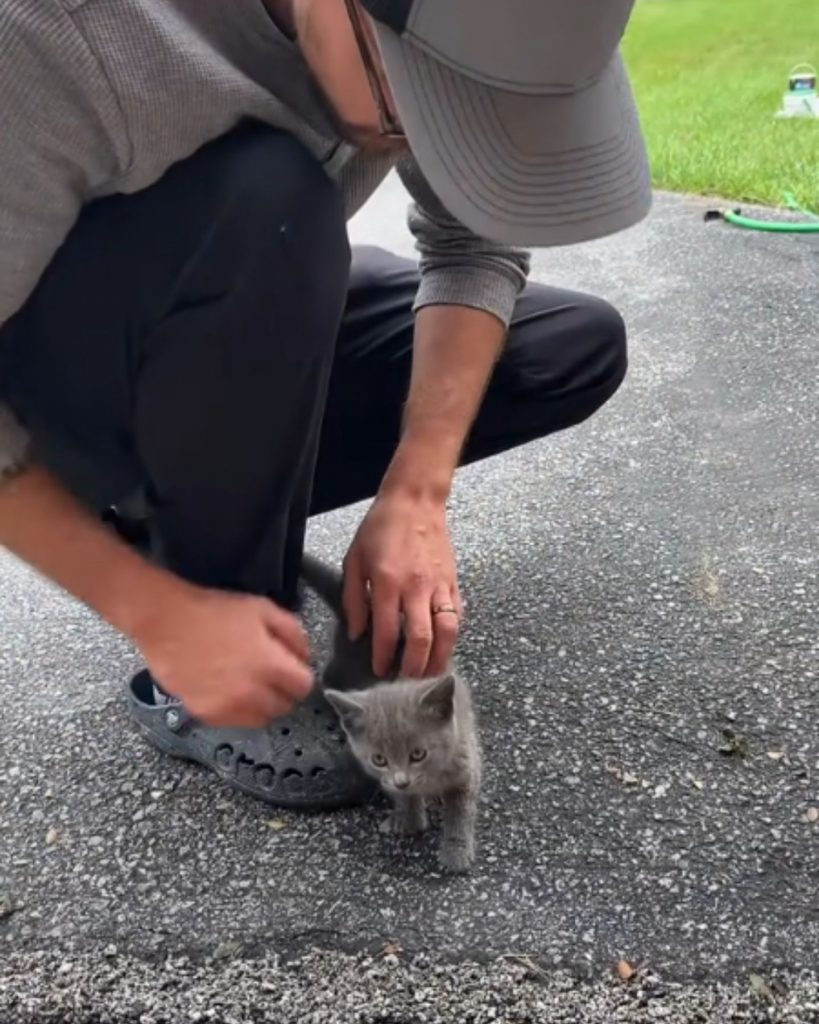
[[0, 125, 627, 606]]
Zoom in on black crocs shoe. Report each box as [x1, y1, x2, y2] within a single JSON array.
[[127, 671, 378, 810]]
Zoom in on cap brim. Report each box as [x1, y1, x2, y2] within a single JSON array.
[[373, 29, 652, 247]]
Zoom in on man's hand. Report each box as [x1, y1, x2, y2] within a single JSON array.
[[340, 304, 508, 679], [0, 465, 313, 728], [134, 586, 314, 728], [343, 490, 462, 679]]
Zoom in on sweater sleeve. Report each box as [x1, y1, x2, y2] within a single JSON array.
[[0, 0, 127, 481], [396, 154, 530, 328]]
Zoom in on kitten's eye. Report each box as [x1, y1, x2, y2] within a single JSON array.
[[371, 753, 388, 768], [409, 748, 427, 763]]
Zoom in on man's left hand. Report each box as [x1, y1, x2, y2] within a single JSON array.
[[342, 491, 462, 679]]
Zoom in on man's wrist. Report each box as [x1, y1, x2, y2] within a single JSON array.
[[379, 437, 456, 506], [105, 559, 193, 647], [0, 462, 197, 650]]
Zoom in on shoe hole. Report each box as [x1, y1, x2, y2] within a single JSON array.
[[294, 748, 303, 758], [326, 722, 337, 732], [281, 727, 291, 736], [313, 707, 322, 716], [215, 744, 234, 769], [311, 767, 326, 777], [282, 768, 303, 780]]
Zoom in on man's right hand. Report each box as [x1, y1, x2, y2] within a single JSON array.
[[135, 586, 314, 728], [0, 465, 313, 729]]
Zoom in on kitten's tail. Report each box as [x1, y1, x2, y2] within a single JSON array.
[[300, 552, 344, 616]]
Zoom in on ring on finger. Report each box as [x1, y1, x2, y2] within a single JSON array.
[[432, 603, 459, 617]]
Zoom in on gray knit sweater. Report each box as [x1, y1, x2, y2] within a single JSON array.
[[0, 0, 530, 481]]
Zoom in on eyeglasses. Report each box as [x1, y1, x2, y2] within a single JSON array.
[[343, 0, 405, 139]]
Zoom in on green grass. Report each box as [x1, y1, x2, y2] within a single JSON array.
[[622, 0, 819, 206]]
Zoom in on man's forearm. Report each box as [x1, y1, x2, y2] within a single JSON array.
[[0, 464, 187, 640], [380, 304, 506, 500]]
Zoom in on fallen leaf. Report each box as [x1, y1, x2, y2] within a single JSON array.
[[265, 819, 288, 831], [0, 900, 23, 922], [749, 972, 775, 1003], [212, 940, 241, 961], [769, 977, 789, 998], [616, 959, 636, 982], [767, 751, 785, 762], [45, 827, 59, 846], [805, 807, 819, 824], [606, 766, 642, 787], [698, 567, 720, 601], [719, 728, 748, 759], [503, 954, 549, 982]]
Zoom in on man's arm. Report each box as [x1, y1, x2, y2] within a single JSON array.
[[344, 304, 505, 677], [343, 156, 530, 678], [383, 303, 505, 501], [0, 465, 187, 642], [0, 6, 311, 724], [0, 466, 312, 724]]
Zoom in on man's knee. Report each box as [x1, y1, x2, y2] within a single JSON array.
[[134, 131, 353, 496], [217, 128, 342, 219], [579, 296, 628, 395], [506, 289, 627, 402], [193, 126, 351, 305]]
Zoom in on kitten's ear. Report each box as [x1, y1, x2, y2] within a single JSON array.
[[418, 674, 456, 722], [325, 689, 366, 731]]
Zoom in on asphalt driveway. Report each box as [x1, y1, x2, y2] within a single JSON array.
[[1, 183, 817, 1021]]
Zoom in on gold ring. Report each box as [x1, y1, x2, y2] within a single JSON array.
[[432, 603, 458, 616]]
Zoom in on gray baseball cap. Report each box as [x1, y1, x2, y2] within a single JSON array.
[[361, 0, 652, 246]]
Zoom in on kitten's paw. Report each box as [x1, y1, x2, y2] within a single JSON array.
[[379, 814, 398, 836], [380, 809, 429, 837], [438, 843, 475, 874]]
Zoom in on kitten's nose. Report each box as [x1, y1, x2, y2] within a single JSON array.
[[393, 773, 409, 790]]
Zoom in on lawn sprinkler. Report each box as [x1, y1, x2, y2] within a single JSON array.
[[775, 64, 819, 119], [704, 63, 819, 232]]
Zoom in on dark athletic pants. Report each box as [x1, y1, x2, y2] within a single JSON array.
[[0, 125, 627, 608]]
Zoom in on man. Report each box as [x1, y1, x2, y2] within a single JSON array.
[[0, 0, 650, 808]]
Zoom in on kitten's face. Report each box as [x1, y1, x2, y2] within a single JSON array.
[[325, 676, 457, 797]]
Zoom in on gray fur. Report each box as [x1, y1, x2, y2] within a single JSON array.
[[301, 553, 482, 873], [301, 552, 402, 691]]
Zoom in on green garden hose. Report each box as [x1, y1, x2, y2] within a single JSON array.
[[706, 192, 819, 233], [721, 209, 819, 232], [783, 191, 819, 221]]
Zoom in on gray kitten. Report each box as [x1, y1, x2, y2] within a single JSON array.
[[302, 553, 482, 873]]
